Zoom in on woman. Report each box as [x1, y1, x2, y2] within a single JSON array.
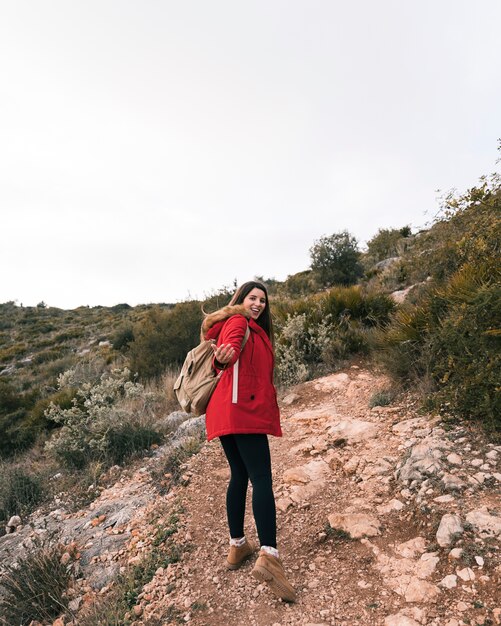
[[201, 280, 296, 603]]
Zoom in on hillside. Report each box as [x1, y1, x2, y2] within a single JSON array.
[[1, 364, 499, 625]]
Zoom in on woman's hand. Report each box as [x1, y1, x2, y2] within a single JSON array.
[[211, 342, 235, 365]]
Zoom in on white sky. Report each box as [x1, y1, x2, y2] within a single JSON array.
[[1, 1, 500, 309]]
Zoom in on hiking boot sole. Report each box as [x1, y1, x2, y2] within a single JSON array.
[[251, 564, 296, 602]]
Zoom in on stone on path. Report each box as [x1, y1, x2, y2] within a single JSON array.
[[314, 373, 350, 392], [404, 577, 439, 603], [328, 418, 377, 443], [282, 392, 300, 405], [465, 506, 501, 536], [436, 513, 463, 547], [377, 499, 405, 515], [441, 473, 466, 491], [327, 512, 381, 538], [395, 537, 427, 559], [385, 614, 421, 626], [439, 574, 458, 589]]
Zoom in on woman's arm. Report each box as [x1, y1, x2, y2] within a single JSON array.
[[212, 315, 248, 370]]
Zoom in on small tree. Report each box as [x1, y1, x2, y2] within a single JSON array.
[[309, 231, 363, 287], [365, 227, 412, 264]]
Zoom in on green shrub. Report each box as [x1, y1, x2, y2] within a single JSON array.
[[45, 367, 162, 469], [112, 326, 134, 351], [32, 348, 65, 364], [364, 226, 412, 265], [369, 389, 397, 408], [129, 302, 202, 380], [0, 465, 44, 523], [0, 537, 73, 625], [377, 262, 500, 435], [105, 423, 163, 465], [310, 230, 363, 287]]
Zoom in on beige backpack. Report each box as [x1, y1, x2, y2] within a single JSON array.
[[173, 326, 250, 416]]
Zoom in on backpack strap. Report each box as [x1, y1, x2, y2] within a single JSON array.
[[241, 324, 250, 350]]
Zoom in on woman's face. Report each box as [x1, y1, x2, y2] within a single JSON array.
[[242, 288, 267, 320]]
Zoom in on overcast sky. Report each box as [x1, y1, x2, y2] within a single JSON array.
[[1, 1, 500, 309]]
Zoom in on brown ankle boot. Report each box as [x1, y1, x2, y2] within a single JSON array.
[[251, 549, 296, 602], [226, 539, 256, 570]]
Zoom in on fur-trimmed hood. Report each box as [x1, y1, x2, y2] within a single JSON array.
[[200, 304, 251, 340]]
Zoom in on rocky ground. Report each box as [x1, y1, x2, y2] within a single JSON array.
[[2, 364, 500, 626]]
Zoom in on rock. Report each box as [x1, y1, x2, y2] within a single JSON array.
[[283, 467, 310, 484], [486, 450, 499, 460], [433, 494, 455, 503], [384, 614, 421, 626], [68, 597, 82, 612], [474, 556, 484, 567], [492, 608, 501, 625], [361, 459, 392, 479], [290, 481, 325, 503], [470, 458, 483, 467], [396, 438, 445, 483], [327, 513, 381, 538], [283, 393, 300, 405], [415, 552, 439, 578], [7, 515, 21, 530], [302, 458, 331, 481], [441, 473, 466, 491], [447, 453, 462, 465], [327, 419, 377, 443], [174, 416, 206, 440], [343, 456, 360, 475], [436, 514, 463, 547], [439, 574, 457, 589], [392, 417, 426, 436], [314, 373, 350, 391], [404, 577, 439, 603], [157, 411, 191, 431], [377, 499, 405, 515], [456, 567, 475, 582], [133, 605, 143, 617], [276, 498, 293, 513], [390, 285, 417, 304], [449, 548, 463, 560], [395, 537, 427, 559], [465, 507, 501, 536], [472, 471, 487, 484]]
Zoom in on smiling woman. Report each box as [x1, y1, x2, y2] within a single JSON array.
[[198, 280, 296, 602]]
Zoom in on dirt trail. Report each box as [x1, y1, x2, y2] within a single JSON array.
[[134, 364, 501, 626]]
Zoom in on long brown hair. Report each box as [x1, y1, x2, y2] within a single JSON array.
[[229, 281, 274, 344]]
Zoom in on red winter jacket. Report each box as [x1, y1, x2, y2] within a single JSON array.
[[201, 305, 282, 441]]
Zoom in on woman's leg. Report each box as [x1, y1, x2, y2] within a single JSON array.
[[233, 434, 277, 549], [219, 434, 249, 539]]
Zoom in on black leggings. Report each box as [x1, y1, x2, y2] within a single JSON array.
[[219, 434, 277, 548]]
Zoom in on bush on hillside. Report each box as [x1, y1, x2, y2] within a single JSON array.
[[0, 537, 74, 625], [377, 262, 500, 435], [273, 286, 393, 385], [0, 465, 44, 523], [309, 231, 363, 287], [45, 367, 163, 469], [129, 303, 202, 380], [364, 226, 412, 265], [112, 325, 135, 351]]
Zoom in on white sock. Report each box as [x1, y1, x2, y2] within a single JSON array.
[[261, 545, 279, 558], [230, 536, 246, 547]]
